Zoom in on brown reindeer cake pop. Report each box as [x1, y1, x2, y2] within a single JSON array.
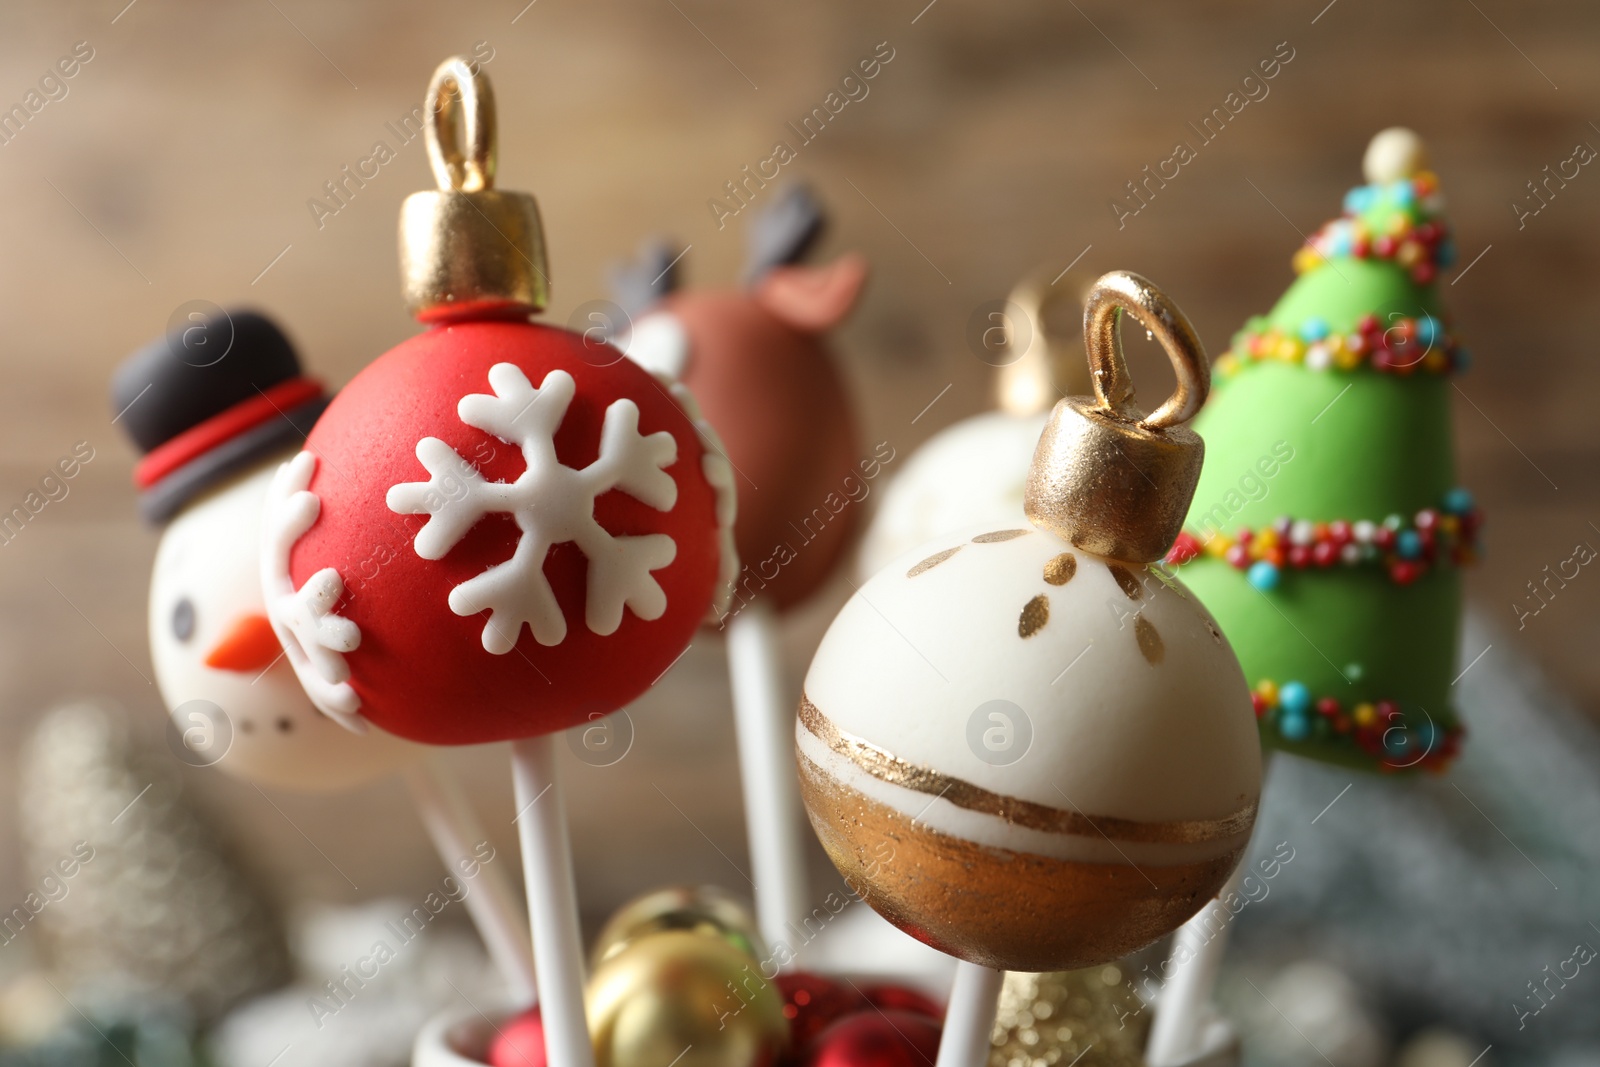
[[617, 185, 868, 614]]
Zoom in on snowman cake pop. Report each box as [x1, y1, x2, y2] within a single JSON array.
[[857, 267, 1093, 576], [797, 272, 1261, 1067], [263, 57, 735, 1067], [113, 311, 419, 790], [114, 309, 537, 1002]]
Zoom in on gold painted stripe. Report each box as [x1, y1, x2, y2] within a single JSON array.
[[798, 695, 1256, 845]]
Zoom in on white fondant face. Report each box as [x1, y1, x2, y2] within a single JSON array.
[[857, 412, 1046, 578], [621, 312, 691, 382], [806, 524, 1260, 862], [150, 460, 421, 792]]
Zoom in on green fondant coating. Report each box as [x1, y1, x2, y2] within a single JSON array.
[[1182, 214, 1465, 771], [1268, 256, 1442, 334]]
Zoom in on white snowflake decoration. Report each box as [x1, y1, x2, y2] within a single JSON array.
[[261, 451, 366, 731], [386, 363, 681, 654]]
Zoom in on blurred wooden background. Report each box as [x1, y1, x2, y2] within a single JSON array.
[[0, 0, 1595, 931]]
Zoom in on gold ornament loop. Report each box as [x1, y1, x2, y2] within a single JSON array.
[[400, 56, 547, 320], [423, 57, 497, 193], [1024, 270, 1208, 563], [1082, 270, 1208, 431]]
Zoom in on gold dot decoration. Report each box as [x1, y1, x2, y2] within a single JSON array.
[[907, 545, 962, 578], [974, 529, 1030, 544], [1108, 564, 1143, 600], [1043, 552, 1077, 586], [1018, 595, 1049, 638], [1135, 615, 1165, 665]]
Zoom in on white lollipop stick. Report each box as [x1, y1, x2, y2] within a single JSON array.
[[403, 755, 538, 1005], [726, 600, 810, 960], [1143, 861, 1246, 1066], [1145, 753, 1272, 1067], [510, 735, 594, 1067], [937, 960, 1004, 1067]]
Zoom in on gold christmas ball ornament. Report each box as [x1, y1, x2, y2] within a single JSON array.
[[989, 967, 1150, 1067], [586, 929, 790, 1067], [591, 885, 767, 968]]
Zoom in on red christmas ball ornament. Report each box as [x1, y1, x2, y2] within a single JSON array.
[[775, 971, 869, 1051], [799, 1010, 942, 1067], [488, 1006, 546, 1067], [857, 983, 943, 1022], [264, 65, 734, 746]]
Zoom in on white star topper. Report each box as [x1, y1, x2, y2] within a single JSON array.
[[387, 363, 681, 654]]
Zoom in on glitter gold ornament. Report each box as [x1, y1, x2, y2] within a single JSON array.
[[989, 967, 1149, 1067], [591, 885, 766, 968], [586, 930, 789, 1067]]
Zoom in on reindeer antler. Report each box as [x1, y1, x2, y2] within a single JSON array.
[[608, 237, 687, 328], [742, 183, 826, 286]]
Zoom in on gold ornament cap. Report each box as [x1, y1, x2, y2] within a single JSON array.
[[1024, 270, 1209, 563], [399, 57, 549, 322]]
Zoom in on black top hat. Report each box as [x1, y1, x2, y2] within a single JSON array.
[[111, 309, 329, 523]]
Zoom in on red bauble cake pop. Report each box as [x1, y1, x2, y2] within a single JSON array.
[[262, 57, 735, 1067], [265, 103, 733, 750]]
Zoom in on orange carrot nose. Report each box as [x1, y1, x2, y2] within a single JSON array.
[[204, 613, 282, 672]]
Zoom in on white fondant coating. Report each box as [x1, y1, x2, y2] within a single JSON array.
[[621, 312, 691, 381], [646, 369, 739, 621], [387, 364, 680, 652], [262, 451, 366, 729], [806, 525, 1260, 828], [151, 458, 420, 792], [857, 412, 1047, 577]]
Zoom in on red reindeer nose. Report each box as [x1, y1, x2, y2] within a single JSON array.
[[204, 612, 282, 673]]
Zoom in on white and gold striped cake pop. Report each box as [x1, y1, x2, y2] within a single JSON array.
[[797, 272, 1261, 975]]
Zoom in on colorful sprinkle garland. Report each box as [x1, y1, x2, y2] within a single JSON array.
[[1214, 312, 1468, 379], [1294, 172, 1455, 284], [1166, 489, 1481, 587], [1251, 676, 1462, 772]]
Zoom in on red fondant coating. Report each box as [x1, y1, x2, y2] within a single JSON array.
[[291, 320, 720, 745], [663, 257, 864, 611]]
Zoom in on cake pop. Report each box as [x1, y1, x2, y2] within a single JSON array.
[[612, 186, 867, 954], [1146, 127, 1476, 1067], [113, 309, 537, 1002], [1167, 126, 1471, 772], [797, 272, 1261, 1067], [263, 58, 734, 1067], [113, 311, 417, 790], [856, 268, 1093, 576], [617, 184, 866, 613]]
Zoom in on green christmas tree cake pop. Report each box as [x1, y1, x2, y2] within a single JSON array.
[[1165, 128, 1479, 773]]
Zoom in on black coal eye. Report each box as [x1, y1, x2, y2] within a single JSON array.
[[172, 598, 196, 642]]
